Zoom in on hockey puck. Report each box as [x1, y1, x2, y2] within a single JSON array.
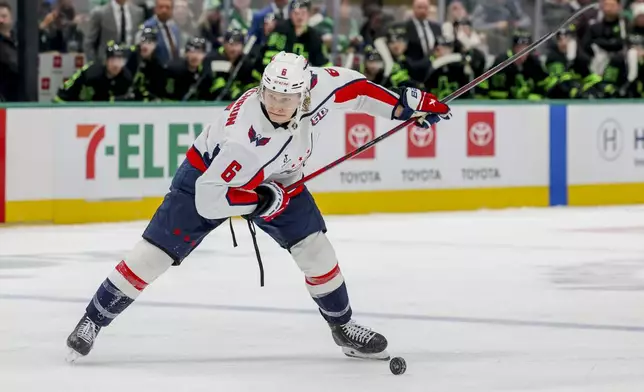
[[389, 356, 407, 375]]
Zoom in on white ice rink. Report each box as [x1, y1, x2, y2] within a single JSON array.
[[2, 206, 644, 392]]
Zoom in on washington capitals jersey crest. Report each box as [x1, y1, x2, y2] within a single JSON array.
[[248, 126, 271, 146]]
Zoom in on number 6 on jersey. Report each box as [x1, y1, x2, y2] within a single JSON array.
[[221, 161, 242, 182]]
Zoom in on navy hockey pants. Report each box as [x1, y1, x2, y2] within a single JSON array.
[[142, 159, 327, 265]]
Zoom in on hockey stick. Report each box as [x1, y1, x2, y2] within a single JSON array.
[[215, 35, 258, 101], [284, 3, 598, 193]]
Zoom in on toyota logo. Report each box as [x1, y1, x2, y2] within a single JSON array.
[[348, 124, 373, 148], [409, 126, 434, 147], [597, 118, 623, 161], [469, 121, 493, 147]]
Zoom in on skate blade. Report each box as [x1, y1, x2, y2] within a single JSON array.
[[65, 348, 83, 364], [342, 347, 390, 361]]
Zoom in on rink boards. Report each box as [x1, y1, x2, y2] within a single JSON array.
[[0, 101, 642, 224]]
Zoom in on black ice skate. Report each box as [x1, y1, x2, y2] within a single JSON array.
[[66, 315, 101, 362], [330, 320, 389, 360]]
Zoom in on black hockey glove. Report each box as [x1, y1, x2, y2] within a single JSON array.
[[243, 182, 290, 222]]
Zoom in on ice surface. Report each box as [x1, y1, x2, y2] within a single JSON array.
[[2, 206, 644, 392]]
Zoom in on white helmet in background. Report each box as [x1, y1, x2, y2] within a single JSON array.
[[259, 51, 311, 132]]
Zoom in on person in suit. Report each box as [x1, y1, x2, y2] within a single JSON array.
[[404, 0, 442, 63], [141, 0, 182, 64], [84, 0, 144, 63]]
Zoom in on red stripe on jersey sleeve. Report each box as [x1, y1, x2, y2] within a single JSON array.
[[186, 146, 207, 173], [226, 188, 260, 205], [226, 169, 264, 206], [333, 79, 398, 106]]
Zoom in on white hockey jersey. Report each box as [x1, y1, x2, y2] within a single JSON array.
[[187, 66, 400, 220]]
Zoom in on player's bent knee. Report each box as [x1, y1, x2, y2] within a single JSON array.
[[290, 232, 337, 275], [290, 232, 344, 296], [107, 239, 174, 298]]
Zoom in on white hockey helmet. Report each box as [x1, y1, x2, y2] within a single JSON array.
[[259, 51, 311, 132]]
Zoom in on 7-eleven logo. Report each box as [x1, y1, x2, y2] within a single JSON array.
[[77, 124, 105, 179]]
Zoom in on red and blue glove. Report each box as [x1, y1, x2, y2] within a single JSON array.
[[393, 88, 452, 128]]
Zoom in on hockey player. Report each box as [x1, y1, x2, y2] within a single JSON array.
[[65, 51, 451, 362], [207, 29, 258, 100], [425, 36, 472, 100], [486, 31, 550, 100], [262, 0, 330, 67], [543, 27, 603, 99], [449, 19, 487, 78], [385, 24, 428, 88], [164, 37, 214, 101], [601, 34, 644, 98], [125, 27, 166, 101], [54, 41, 132, 102], [360, 45, 414, 90]]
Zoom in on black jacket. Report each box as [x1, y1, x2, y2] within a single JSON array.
[[206, 47, 257, 101], [55, 62, 133, 102], [403, 18, 442, 62], [163, 59, 215, 101], [581, 17, 627, 59], [0, 33, 20, 101], [262, 20, 329, 67], [126, 48, 166, 101]]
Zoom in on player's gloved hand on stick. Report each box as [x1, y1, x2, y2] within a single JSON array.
[[245, 181, 290, 222], [393, 87, 452, 129]]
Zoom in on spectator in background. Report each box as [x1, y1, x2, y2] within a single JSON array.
[[471, 0, 531, 55], [631, 3, 644, 35], [485, 31, 549, 99], [198, 0, 224, 50], [428, 2, 439, 22], [208, 29, 257, 100], [190, 0, 204, 18], [247, 0, 289, 46], [442, 0, 483, 52], [361, 0, 383, 15], [142, 0, 182, 63], [39, 0, 84, 53], [581, 0, 627, 75], [125, 27, 166, 100], [404, 0, 442, 62], [308, 1, 334, 49], [249, 11, 277, 47], [360, 4, 388, 45], [0, 0, 19, 101], [569, 0, 598, 43], [84, 0, 144, 63], [228, 0, 253, 34], [55, 42, 133, 102], [541, 0, 574, 38], [262, 0, 329, 66], [163, 36, 213, 100], [338, 0, 363, 47], [174, 0, 198, 43], [39, 0, 54, 20]]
